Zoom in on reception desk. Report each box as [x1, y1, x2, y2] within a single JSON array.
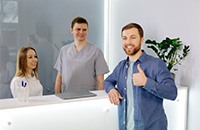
[[0, 91, 118, 130], [164, 86, 188, 130], [0, 87, 188, 130]]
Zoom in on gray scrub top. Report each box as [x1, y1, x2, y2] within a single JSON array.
[[54, 42, 109, 92]]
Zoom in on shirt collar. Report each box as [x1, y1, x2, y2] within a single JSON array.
[[138, 50, 148, 63], [125, 50, 148, 64]]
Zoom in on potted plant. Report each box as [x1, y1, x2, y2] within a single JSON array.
[[145, 37, 190, 72]]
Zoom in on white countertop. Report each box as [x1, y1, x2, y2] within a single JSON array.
[[0, 87, 188, 110], [0, 90, 118, 130], [0, 90, 108, 110]]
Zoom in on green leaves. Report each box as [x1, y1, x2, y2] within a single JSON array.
[[145, 37, 190, 71]]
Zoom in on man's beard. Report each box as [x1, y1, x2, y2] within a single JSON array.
[[123, 45, 141, 56]]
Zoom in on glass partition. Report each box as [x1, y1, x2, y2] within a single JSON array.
[[0, 0, 105, 98]]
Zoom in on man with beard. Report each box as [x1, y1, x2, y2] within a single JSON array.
[[104, 23, 177, 130]]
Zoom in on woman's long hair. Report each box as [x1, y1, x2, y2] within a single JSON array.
[[15, 46, 38, 78]]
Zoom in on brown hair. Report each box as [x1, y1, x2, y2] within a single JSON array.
[[15, 46, 38, 78], [71, 16, 88, 29], [121, 23, 144, 38]]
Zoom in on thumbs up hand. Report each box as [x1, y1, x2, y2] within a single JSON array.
[[132, 64, 147, 86]]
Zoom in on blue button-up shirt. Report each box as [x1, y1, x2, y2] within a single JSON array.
[[104, 51, 177, 130]]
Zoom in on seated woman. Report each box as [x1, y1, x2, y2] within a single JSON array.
[[10, 46, 43, 98]]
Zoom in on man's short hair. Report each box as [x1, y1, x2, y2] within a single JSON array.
[[121, 23, 144, 38], [71, 16, 88, 28]]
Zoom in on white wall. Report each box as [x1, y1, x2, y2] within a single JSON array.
[[108, 0, 200, 130]]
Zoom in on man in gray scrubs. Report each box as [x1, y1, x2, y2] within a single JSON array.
[[54, 16, 109, 93]]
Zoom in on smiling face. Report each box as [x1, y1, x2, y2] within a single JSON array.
[[26, 49, 38, 73], [16, 47, 39, 77], [122, 27, 144, 56], [70, 23, 88, 42]]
